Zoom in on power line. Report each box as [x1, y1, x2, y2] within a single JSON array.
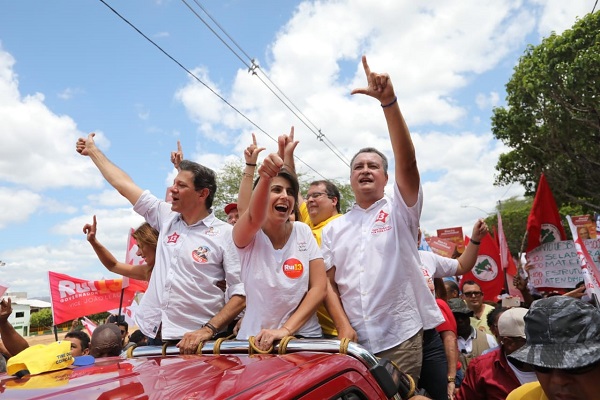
[[97, 0, 327, 180], [182, 0, 351, 167]]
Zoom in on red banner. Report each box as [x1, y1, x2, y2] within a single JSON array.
[[425, 236, 457, 258], [526, 173, 567, 252], [48, 271, 147, 325], [460, 233, 504, 302]]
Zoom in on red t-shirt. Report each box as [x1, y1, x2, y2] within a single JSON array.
[[435, 298, 457, 334]]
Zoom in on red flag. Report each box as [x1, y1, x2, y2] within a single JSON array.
[[81, 316, 97, 337], [567, 216, 600, 301], [526, 173, 567, 252], [48, 271, 141, 325], [497, 212, 518, 276], [0, 282, 8, 297], [460, 233, 504, 302], [125, 228, 145, 267]]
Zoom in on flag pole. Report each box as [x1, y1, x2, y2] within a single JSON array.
[[117, 288, 125, 321]]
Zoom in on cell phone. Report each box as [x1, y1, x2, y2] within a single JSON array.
[[501, 296, 521, 308]]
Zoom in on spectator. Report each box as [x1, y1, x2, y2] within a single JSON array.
[[456, 307, 536, 400], [448, 298, 497, 372], [322, 56, 444, 382], [84, 216, 158, 281], [117, 321, 128, 347], [76, 135, 245, 354], [224, 203, 239, 226], [64, 330, 91, 357], [507, 296, 600, 400], [89, 324, 122, 358], [233, 133, 326, 351], [445, 280, 461, 299], [461, 280, 495, 334], [0, 298, 29, 358], [481, 306, 509, 355]]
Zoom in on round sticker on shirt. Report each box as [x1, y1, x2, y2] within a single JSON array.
[[282, 258, 304, 279]]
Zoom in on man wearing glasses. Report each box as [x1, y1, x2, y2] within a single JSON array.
[[461, 281, 495, 335], [299, 181, 342, 338], [507, 296, 600, 400]]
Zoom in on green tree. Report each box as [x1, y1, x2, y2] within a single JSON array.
[[30, 308, 53, 330], [491, 11, 600, 211]]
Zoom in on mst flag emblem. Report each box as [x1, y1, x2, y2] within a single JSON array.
[[473, 255, 499, 282], [540, 223, 562, 245]]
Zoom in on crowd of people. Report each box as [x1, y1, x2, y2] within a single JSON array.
[[0, 56, 598, 399]]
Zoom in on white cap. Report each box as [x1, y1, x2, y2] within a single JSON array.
[[498, 307, 528, 338]]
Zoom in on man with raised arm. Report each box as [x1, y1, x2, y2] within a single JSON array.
[[76, 135, 245, 354], [321, 56, 443, 382]]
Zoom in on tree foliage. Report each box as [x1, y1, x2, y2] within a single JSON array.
[[212, 160, 355, 221], [30, 308, 53, 330], [491, 11, 600, 211]]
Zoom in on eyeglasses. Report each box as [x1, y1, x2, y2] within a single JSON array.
[[306, 192, 330, 200], [533, 361, 599, 375], [463, 291, 483, 297]]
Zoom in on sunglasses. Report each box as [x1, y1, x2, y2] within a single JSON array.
[[305, 192, 330, 200], [533, 361, 599, 375], [463, 291, 483, 297]]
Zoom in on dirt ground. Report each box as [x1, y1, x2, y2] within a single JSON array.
[[26, 332, 71, 346]]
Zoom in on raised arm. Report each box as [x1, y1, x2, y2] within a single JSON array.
[[83, 216, 152, 281], [76, 133, 143, 206], [351, 55, 419, 206], [0, 298, 29, 356], [456, 219, 489, 275], [237, 133, 265, 217], [233, 136, 286, 248]]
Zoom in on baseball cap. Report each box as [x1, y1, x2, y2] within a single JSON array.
[[509, 296, 600, 369], [224, 203, 237, 215], [497, 307, 527, 338], [448, 298, 473, 316], [7, 341, 73, 376]]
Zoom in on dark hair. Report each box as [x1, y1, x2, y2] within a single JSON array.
[[461, 280, 482, 292], [444, 280, 460, 295], [350, 147, 389, 175], [117, 321, 129, 331], [310, 180, 341, 213], [253, 168, 300, 221], [486, 306, 508, 330], [65, 330, 91, 351], [129, 330, 146, 345], [179, 160, 218, 209]]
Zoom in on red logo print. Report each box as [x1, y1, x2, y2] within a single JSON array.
[[282, 258, 304, 279], [375, 210, 389, 223], [167, 232, 180, 244]]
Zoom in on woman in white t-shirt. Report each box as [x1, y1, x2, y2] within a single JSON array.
[[233, 147, 326, 351]]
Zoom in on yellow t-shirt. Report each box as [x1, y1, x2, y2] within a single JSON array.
[[506, 382, 548, 400], [300, 202, 341, 336]]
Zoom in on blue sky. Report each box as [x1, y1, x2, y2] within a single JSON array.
[[0, 0, 594, 297]]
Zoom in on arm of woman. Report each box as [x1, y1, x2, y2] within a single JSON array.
[[255, 258, 327, 350]]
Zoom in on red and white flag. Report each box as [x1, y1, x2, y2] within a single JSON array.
[[497, 212, 518, 277], [81, 316, 97, 337], [125, 228, 145, 267], [0, 282, 8, 298], [460, 233, 505, 302], [526, 173, 566, 252], [567, 216, 600, 302]]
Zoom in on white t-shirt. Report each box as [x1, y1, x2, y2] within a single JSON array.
[[457, 327, 498, 354], [322, 184, 444, 353], [237, 222, 323, 339], [133, 190, 244, 340], [419, 250, 459, 293]]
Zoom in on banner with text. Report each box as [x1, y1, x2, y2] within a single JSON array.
[[48, 271, 146, 325], [525, 239, 600, 289]]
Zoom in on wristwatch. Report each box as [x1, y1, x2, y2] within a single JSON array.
[[447, 376, 456, 383]]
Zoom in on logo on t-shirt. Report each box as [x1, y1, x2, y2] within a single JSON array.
[[205, 227, 219, 236], [375, 209, 389, 223], [371, 209, 392, 235], [192, 246, 210, 263], [298, 241, 307, 252], [167, 232, 180, 244], [282, 258, 304, 279]]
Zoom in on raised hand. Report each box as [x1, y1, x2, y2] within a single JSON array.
[[277, 126, 299, 165], [258, 153, 284, 180], [75, 133, 97, 156], [244, 133, 266, 165], [471, 219, 489, 242], [83, 215, 98, 243], [170, 140, 184, 170], [350, 55, 395, 104], [0, 298, 12, 322]]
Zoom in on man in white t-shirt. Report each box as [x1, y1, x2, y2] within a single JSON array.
[[321, 56, 444, 382], [76, 134, 245, 354]]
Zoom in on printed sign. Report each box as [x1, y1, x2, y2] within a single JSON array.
[[437, 227, 464, 254]]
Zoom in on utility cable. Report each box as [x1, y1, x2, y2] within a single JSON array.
[[98, 0, 327, 180]]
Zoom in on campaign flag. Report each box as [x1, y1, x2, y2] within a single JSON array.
[[81, 316, 97, 337], [125, 228, 145, 267], [460, 233, 504, 302], [526, 173, 566, 252], [567, 216, 600, 302], [48, 271, 141, 325], [0, 282, 8, 298], [497, 212, 518, 276]]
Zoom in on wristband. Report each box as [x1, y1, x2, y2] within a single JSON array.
[[447, 376, 456, 383], [203, 322, 219, 336], [470, 239, 481, 245], [245, 163, 257, 167], [381, 96, 398, 108]]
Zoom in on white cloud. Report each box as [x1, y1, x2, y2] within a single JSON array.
[[534, 0, 594, 36], [0, 187, 42, 228], [476, 91, 500, 110], [57, 87, 83, 100]]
